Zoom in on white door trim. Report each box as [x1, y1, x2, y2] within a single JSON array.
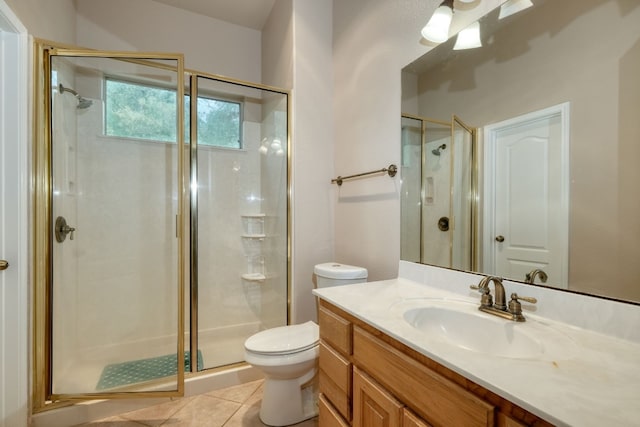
[[482, 103, 570, 286], [0, 1, 29, 426]]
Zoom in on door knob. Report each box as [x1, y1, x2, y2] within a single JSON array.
[[495, 235, 505, 242], [55, 216, 76, 243], [0, 260, 8, 271]]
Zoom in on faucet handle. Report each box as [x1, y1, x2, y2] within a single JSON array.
[[471, 284, 493, 307], [508, 293, 537, 322], [511, 293, 537, 304], [470, 284, 489, 293]]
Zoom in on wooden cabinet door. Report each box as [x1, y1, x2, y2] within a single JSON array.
[[353, 367, 403, 427], [497, 412, 527, 427], [403, 408, 432, 427], [319, 394, 350, 427]]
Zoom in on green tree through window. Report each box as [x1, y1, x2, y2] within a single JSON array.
[[105, 78, 242, 148]]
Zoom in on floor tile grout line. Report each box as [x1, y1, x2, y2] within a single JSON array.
[[81, 379, 267, 426], [120, 395, 194, 426], [221, 403, 245, 427]]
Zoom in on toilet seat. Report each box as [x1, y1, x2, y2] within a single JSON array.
[[244, 321, 319, 355]]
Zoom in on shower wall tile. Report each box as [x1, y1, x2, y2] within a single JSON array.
[[75, 99, 179, 363]]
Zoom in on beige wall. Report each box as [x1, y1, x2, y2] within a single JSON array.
[[409, 0, 640, 301], [262, 0, 293, 90], [5, 0, 75, 42], [75, 0, 261, 82], [289, 0, 335, 323]]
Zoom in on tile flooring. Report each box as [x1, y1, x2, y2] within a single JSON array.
[[78, 379, 318, 427]]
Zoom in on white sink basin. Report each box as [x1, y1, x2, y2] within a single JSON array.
[[393, 298, 574, 360]]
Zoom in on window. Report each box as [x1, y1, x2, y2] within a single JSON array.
[[188, 95, 242, 149], [105, 78, 242, 148]]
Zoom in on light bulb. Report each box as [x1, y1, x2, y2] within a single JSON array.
[[453, 21, 482, 50], [421, 3, 453, 43]]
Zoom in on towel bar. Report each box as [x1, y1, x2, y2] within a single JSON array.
[[331, 164, 397, 186]]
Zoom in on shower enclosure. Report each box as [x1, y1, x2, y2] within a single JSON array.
[[400, 114, 476, 271], [33, 42, 289, 406]]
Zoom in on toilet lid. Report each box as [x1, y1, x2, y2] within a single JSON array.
[[244, 321, 319, 355]]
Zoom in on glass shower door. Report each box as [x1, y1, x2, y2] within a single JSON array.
[[190, 73, 289, 371], [47, 50, 185, 398], [400, 116, 423, 263]]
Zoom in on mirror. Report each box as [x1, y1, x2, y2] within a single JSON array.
[[401, 0, 640, 303]]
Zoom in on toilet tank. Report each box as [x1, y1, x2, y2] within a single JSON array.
[[314, 263, 368, 288]]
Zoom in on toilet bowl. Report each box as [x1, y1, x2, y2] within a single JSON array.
[[244, 262, 367, 426], [244, 322, 319, 426]]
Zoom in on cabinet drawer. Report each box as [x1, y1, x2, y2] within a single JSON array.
[[353, 326, 495, 427], [320, 341, 351, 394], [320, 370, 351, 421], [319, 393, 350, 427], [319, 305, 352, 355]]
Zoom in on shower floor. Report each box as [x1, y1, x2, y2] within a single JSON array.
[[96, 350, 204, 390], [52, 325, 258, 393]]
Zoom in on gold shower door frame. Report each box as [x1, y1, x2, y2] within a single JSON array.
[[451, 115, 477, 272], [33, 41, 186, 410]]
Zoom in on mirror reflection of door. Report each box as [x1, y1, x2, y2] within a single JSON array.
[[483, 104, 569, 288]]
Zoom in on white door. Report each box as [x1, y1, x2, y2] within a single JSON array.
[[0, 2, 28, 426], [483, 104, 569, 288]]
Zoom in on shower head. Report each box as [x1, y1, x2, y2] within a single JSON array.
[[432, 144, 447, 156], [76, 97, 93, 109], [58, 83, 93, 109]]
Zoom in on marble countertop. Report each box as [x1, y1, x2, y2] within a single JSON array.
[[313, 274, 640, 426]]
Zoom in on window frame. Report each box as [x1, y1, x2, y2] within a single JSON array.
[[103, 76, 244, 149]]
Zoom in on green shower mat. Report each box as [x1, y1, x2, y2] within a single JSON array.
[[96, 350, 203, 391]]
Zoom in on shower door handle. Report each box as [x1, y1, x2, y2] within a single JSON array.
[[55, 216, 76, 242]]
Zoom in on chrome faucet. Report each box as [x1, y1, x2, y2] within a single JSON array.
[[525, 269, 548, 285], [470, 276, 537, 322]]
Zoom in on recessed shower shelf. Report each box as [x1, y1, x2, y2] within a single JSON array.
[[241, 273, 266, 282], [242, 214, 265, 236], [242, 234, 266, 239]]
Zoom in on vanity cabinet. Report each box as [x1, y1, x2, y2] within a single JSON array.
[[318, 300, 552, 427], [318, 304, 353, 424]]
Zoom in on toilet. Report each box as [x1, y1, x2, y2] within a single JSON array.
[[244, 262, 368, 426]]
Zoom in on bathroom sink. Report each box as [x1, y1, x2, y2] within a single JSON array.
[[393, 299, 573, 360]]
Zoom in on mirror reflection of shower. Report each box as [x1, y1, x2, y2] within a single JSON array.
[[58, 83, 93, 109], [432, 143, 446, 156]]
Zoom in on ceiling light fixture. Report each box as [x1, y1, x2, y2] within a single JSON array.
[[421, 0, 454, 43], [453, 21, 482, 50], [498, 0, 534, 20]]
